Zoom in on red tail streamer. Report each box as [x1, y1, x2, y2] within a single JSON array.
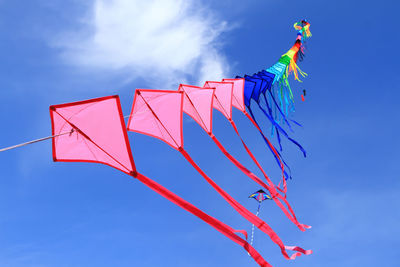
[[179, 83, 310, 231], [229, 118, 311, 231], [135, 172, 271, 267], [127, 89, 311, 259], [179, 149, 311, 260], [211, 133, 286, 206], [285, 245, 313, 256], [210, 134, 277, 195]]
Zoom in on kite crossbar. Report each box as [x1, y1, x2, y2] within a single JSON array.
[[0, 130, 73, 152]]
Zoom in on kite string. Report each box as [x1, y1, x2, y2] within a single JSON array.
[[1, 103, 174, 154], [0, 130, 73, 152], [0, 98, 177, 155]]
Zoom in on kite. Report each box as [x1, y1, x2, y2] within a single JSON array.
[[126, 89, 311, 261], [302, 89, 306, 101], [49, 95, 271, 266], [249, 190, 272, 246], [235, 20, 312, 173], [0, 20, 313, 266], [178, 81, 309, 232], [249, 189, 273, 202]]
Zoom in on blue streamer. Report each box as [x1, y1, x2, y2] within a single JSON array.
[[246, 107, 292, 179]]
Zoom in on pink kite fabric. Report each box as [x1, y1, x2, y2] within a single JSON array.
[[50, 95, 271, 267], [127, 89, 311, 260], [127, 90, 184, 150], [203, 81, 234, 120], [222, 78, 246, 113], [50, 95, 136, 175], [179, 84, 215, 134]]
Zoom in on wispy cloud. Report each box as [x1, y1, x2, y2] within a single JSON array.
[[55, 0, 231, 88]]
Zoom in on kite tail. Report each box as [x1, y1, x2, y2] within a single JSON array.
[[257, 94, 307, 157], [211, 132, 291, 203], [294, 20, 312, 40], [286, 53, 308, 82], [179, 149, 311, 260], [262, 92, 293, 132], [257, 103, 282, 150], [266, 90, 294, 131], [243, 112, 311, 226], [210, 132, 299, 224], [250, 202, 262, 246], [291, 119, 303, 127], [134, 172, 271, 267], [257, 20, 311, 135], [210, 133, 283, 196], [277, 176, 288, 197], [229, 118, 311, 231], [246, 203, 311, 261], [244, 108, 292, 179]]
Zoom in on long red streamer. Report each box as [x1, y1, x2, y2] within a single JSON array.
[[179, 149, 311, 260], [229, 117, 311, 231], [135, 172, 271, 267], [129, 90, 311, 262]]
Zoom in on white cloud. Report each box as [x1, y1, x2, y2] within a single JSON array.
[[56, 0, 231, 88]]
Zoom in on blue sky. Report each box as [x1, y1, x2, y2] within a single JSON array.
[[0, 0, 399, 266]]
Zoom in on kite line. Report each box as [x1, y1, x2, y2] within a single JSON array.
[[0, 130, 73, 152]]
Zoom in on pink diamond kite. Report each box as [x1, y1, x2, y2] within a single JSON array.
[[50, 95, 135, 176]]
